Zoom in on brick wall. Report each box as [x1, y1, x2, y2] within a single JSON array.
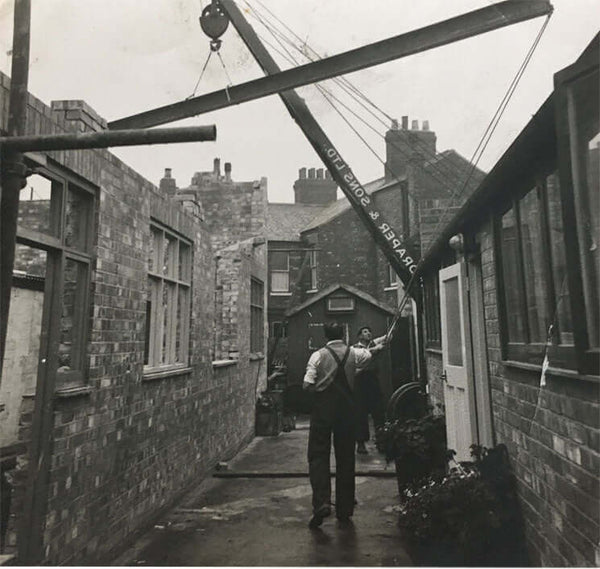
[[425, 224, 600, 567], [0, 72, 263, 565]]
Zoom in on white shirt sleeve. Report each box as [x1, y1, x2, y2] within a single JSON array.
[[352, 346, 372, 372], [303, 350, 321, 387]]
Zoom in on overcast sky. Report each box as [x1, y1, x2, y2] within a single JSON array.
[[0, 0, 598, 202]]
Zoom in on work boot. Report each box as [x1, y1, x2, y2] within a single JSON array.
[[356, 441, 368, 454], [308, 504, 331, 529]]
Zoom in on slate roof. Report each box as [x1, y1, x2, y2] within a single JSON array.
[[285, 283, 396, 318], [265, 203, 328, 241], [415, 150, 486, 199], [266, 149, 485, 241], [301, 176, 401, 233]]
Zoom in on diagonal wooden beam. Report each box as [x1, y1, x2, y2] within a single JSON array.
[[108, 0, 552, 130]]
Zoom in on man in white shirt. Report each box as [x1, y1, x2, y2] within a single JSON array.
[[302, 322, 375, 528]]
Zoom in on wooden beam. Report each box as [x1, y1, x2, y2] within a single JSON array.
[[108, 0, 553, 130], [0, 125, 217, 152]]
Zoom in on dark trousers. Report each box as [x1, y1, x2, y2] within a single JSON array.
[[355, 370, 385, 443], [307, 385, 356, 518]]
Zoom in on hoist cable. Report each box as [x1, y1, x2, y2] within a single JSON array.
[[247, 2, 552, 346], [246, 2, 469, 190], [187, 49, 214, 100], [419, 12, 551, 254]]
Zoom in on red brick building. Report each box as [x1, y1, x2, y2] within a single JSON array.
[[266, 119, 483, 396], [417, 36, 599, 566], [0, 76, 267, 564]]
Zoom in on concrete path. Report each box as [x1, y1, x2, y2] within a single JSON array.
[[112, 419, 412, 566]]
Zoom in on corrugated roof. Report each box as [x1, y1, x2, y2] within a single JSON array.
[[265, 202, 328, 241]]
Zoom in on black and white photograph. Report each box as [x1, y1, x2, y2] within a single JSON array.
[[0, 0, 598, 566]]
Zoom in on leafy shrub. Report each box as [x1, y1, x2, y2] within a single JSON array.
[[375, 412, 448, 490], [398, 444, 528, 567]]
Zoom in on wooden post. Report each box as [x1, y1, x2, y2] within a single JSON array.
[[0, 0, 31, 376]]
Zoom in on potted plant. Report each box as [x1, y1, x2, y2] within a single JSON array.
[[375, 410, 448, 494], [397, 444, 529, 567], [255, 392, 282, 436]]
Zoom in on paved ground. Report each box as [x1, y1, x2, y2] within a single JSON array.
[[112, 418, 412, 566]]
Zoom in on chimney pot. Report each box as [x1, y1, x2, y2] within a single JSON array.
[[213, 158, 221, 176], [401, 116, 408, 130], [422, 120, 430, 131], [317, 168, 324, 179], [325, 170, 332, 180], [299, 167, 307, 179], [391, 119, 399, 130], [224, 162, 232, 181], [308, 167, 316, 179], [164, 168, 172, 178], [411, 120, 419, 130]]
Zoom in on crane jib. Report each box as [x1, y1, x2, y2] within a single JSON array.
[[322, 144, 418, 277]]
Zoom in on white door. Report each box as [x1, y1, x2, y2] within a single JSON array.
[[439, 262, 477, 463]]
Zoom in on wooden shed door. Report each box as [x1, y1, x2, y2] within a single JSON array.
[[439, 263, 477, 462]]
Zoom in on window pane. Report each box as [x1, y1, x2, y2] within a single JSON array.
[[250, 278, 264, 352], [179, 242, 191, 282], [569, 70, 599, 348], [164, 234, 177, 277], [65, 185, 92, 251], [149, 227, 162, 274], [328, 297, 354, 311], [176, 286, 189, 363], [519, 189, 550, 343], [546, 174, 574, 345], [18, 174, 61, 238], [500, 208, 526, 343], [271, 271, 289, 292], [270, 252, 288, 271], [13, 243, 47, 278], [59, 258, 88, 373], [443, 276, 463, 366]]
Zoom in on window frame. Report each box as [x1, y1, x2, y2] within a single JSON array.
[[554, 59, 600, 376], [269, 251, 290, 294], [16, 167, 96, 388], [250, 277, 265, 354], [326, 295, 355, 313], [387, 264, 399, 289], [308, 250, 318, 291], [494, 176, 577, 370], [144, 221, 192, 373], [422, 273, 441, 349]]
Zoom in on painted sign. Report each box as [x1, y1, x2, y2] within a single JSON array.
[[323, 144, 419, 279]]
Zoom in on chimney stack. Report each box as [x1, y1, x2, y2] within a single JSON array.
[[384, 117, 437, 181], [159, 167, 177, 196], [213, 158, 221, 177], [224, 162, 232, 182], [293, 165, 337, 205]]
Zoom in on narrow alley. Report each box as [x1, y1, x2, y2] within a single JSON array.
[[112, 420, 411, 567]]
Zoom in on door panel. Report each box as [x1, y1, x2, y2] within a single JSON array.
[[439, 263, 476, 462]]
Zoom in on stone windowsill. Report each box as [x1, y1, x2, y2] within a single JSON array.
[[502, 359, 599, 383], [250, 353, 264, 361], [142, 366, 193, 382], [212, 359, 238, 369], [55, 385, 93, 398], [306, 289, 318, 294], [425, 347, 442, 355], [384, 285, 398, 292], [270, 292, 292, 296]]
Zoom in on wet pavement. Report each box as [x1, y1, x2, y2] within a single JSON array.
[[112, 418, 412, 566]]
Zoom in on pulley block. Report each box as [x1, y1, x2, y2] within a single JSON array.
[[200, 0, 230, 50]]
